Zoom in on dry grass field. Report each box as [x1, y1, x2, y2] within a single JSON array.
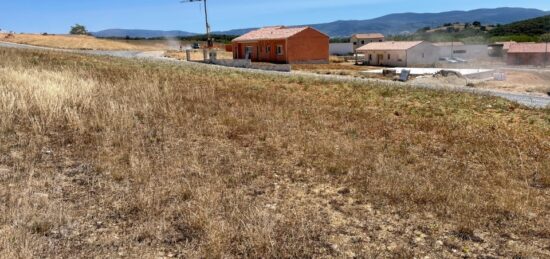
[[165, 49, 234, 61], [0, 47, 549, 258], [0, 33, 166, 51], [293, 62, 379, 78]]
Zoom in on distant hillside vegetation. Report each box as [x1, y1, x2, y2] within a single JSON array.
[[217, 7, 549, 37], [490, 15, 550, 36], [94, 8, 550, 38], [389, 22, 496, 43]]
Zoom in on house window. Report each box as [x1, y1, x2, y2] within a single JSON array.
[[353, 42, 357, 45], [388, 54, 391, 59], [453, 50, 466, 54], [422, 53, 425, 58], [276, 45, 283, 56], [266, 46, 271, 53], [361, 40, 365, 45], [379, 39, 383, 42], [369, 54, 372, 61]]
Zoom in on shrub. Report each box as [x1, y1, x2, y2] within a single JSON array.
[[70, 24, 88, 35]]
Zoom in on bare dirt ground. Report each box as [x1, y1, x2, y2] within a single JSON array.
[[293, 61, 388, 79], [478, 70, 550, 95], [296, 60, 550, 97]]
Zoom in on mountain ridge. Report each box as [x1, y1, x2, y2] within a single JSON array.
[[93, 7, 550, 38]]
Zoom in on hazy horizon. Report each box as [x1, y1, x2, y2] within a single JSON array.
[[1, 1, 549, 34]]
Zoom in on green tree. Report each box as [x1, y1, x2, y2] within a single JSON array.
[[473, 21, 482, 27], [70, 24, 88, 35], [540, 33, 550, 43]]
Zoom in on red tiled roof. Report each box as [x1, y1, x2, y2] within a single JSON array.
[[495, 41, 516, 50], [508, 43, 549, 53], [352, 33, 385, 39], [356, 41, 425, 51], [232, 26, 310, 42]]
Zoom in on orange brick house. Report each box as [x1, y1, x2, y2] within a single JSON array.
[[231, 26, 329, 64]]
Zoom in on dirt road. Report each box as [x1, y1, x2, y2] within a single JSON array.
[[1, 41, 549, 108]]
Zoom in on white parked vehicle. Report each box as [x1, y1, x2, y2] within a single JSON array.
[[439, 57, 458, 63], [453, 57, 468, 63]]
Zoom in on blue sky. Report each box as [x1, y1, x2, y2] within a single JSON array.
[[1, 0, 549, 33]]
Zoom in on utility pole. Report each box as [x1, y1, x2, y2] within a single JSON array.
[[545, 18, 549, 67], [546, 39, 548, 68], [181, 0, 213, 48]]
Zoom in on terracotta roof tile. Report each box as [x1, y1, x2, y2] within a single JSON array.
[[508, 43, 549, 53], [356, 41, 425, 51], [232, 26, 309, 42]]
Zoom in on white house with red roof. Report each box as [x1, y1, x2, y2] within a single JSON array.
[[356, 41, 439, 67], [351, 33, 385, 51]]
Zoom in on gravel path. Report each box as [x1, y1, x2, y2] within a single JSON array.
[[1, 41, 549, 108]]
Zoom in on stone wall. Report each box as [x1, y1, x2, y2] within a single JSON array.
[[211, 59, 292, 72]]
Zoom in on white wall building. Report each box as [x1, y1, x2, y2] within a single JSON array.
[[329, 43, 354, 55], [434, 42, 489, 60], [356, 41, 439, 67], [351, 33, 385, 51]]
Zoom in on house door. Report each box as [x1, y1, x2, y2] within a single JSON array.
[[245, 46, 254, 60], [377, 54, 384, 65]]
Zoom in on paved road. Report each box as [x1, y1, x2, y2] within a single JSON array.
[[1, 41, 549, 108]]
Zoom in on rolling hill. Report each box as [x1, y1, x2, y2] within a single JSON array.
[[93, 7, 549, 38], [218, 7, 549, 37], [490, 15, 550, 36], [92, 29, 197, 38]]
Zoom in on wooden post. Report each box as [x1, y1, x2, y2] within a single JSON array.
[[186, 50, 191, 61]]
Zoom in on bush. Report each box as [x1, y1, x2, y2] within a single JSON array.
[[70, 24, 88, 35], [490, 35, 539, 43]]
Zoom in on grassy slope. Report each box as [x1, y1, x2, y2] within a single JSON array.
[[0, 34, 166, 51], [0, 48, 549, 258]]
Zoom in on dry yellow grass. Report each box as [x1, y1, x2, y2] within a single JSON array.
[[0, 47, 549, 258], [0, 33, 165, 51]]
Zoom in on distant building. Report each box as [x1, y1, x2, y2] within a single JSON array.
[[488, 41, 516, 57], [434, 42, 489, 60], [231, 26, 329, 64], [356, 41, 438, 67], [330, 43, 354, 55], [351, 33, 385, 51], [507, 43, 549, 66]]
